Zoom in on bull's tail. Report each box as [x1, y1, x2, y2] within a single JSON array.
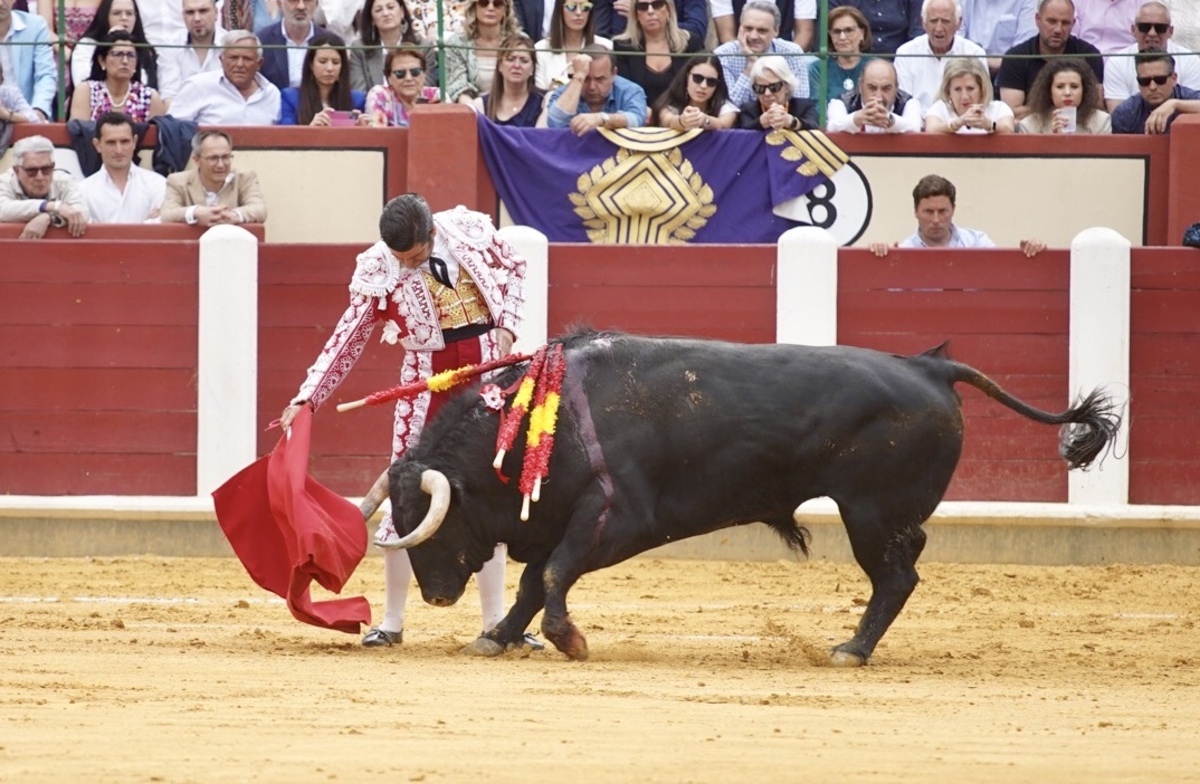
[[948, 361, 1122, 470]]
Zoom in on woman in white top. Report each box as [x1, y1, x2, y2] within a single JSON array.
[[1018, 58, 1112, 135], [533, 0, 612, 92], [653, 55, 738, 130], [924, 58, 1014, 135]]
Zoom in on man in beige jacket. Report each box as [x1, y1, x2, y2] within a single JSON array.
[[161, 130, 267, 225]]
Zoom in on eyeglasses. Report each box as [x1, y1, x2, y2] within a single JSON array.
[[690, 72, 718, 88], [635, 0, 667, 12], [476, 0, 505, 7], [830, 26, 859, 38], [199, 154, 233, 164], [19, 164, 56, 177], [1136, 22, 1169, 34], [1136, 73, 1173, 86], [107, 50, 138, 60], [392, 67, 423, 78], [564, 2, 593, 12], [751, 80, 785, 95]]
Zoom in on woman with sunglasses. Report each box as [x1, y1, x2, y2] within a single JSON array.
[[280, 32, 369, 125], [349, 0, 426, 92], [808, 5, 872, 102], [69, 30, 165, 122], [71, 0, 158, 91], [440, 0, 522, 105], [736, 55, 818, 131], [365, 44, 441, 126], [475, 33, 544, 126], [1019, 58, 1110, 134], [925, 57, 1015, 135], [611, 0, 701, 108], [534, 0, 612, 91], [653, 55, 737, 130]]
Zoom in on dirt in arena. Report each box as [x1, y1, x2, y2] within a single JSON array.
[[2, 555, 1198, 783]]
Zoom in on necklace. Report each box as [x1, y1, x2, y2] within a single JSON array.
[[105, 83, 131, 108]]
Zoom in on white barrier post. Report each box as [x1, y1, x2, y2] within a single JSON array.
[[776, 226, 838, 346], [196, 225, 259, 497], [1069, 227, 1131, 505], [498, 225, 548, 353]]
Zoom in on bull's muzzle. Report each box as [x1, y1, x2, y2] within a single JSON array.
[[375, 469, 451, 550]]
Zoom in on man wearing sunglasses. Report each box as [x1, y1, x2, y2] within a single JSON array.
[[540, 48, 648, 135], [0, 135, 88, 239], [1103, 2, 1200, 112], [1111, 48, 1200, 135]]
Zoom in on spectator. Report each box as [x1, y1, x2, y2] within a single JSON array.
[[894, 0, 987, 112], [713, 0, 816, 50], [158, 0, 226, 103], [611, 0, 702, 108], [280, 31, 367, 123], [0, 58, 43, 123], [653, 54, 739, 129], [439, 0, 522, 105], [808, 4, 871, 102], [959, 0, 1036, 73], [737, 53, 818, 130], [364, 43, 438, 125], [137, 0, 190, 48], [69, 31, 167, 121], [1111, 49, 1200, 135], [257, 0, 327, 90], [79, 112, 167, 222], [168, 30, 282, 124], [534, 0, 613, 92], [72, 0, 159, 89], [998, 0, 1103, 121], [870, 174, 1044, 255], [837, 0, 921, 56], [1019, 57, 1110, 133], [0, 0, 56, 119], [924, 56, 1014, 133], [37, 0, 101, 65], [0, 135, 88, 238], [827, 57, 922, 133], [1073, 0, 1139, 55], [602, 0, 704, 44], [540, 47, 648, 133], [348, 0, 424, 93], [713, 0, 810, 108], [475, 33, 543, 126], [162, 130, 267, 225], [1104, 2, 1200, 112], [515, 0, 614, 41]]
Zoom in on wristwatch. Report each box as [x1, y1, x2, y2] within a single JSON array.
[[599, 112, 610, 128]]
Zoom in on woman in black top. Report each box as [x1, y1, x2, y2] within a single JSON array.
[[737, 54, 819, 131], [477, 33, 546, 126], [610, 0, 702, 108]]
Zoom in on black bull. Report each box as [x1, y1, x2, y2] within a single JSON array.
[[381, 332, 1119, 666]]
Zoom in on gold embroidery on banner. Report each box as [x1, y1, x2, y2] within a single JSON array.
[[569, 146, 717, 244], [597, 126, 704, 152], [765, 129, 849, 178]]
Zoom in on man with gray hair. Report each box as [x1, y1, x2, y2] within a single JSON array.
[[167, 30, 281, 125], [161, 130, 267, 225], [713, 0, 812, 107], [0, 136, 88, 239], [894, 0, 987, 111], [1104, 1, 1200, 111]]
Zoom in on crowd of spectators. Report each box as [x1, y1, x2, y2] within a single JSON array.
[[3, 0, 1200, 230]]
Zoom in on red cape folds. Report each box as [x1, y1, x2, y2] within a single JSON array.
[[212, 407, 372, 633]]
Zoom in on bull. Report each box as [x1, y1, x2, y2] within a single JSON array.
[[375, 331, 1119, 666]]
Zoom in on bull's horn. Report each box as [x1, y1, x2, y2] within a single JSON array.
[[358, 468, 391, 522], [382, 469, 451, 550]]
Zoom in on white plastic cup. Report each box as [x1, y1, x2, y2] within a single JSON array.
[[1059, 105, 1078, 133]]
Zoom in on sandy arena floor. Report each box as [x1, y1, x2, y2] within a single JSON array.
[[1, 554, 1198, 783]]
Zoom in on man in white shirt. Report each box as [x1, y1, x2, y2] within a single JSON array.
[[80, 113, 167, 224], [1104, 1, 1200, 111], [827, 59, 923, 133], [137, 0, 188, 48], [159, 0, 226, 103], [894, 0, 987, 111], [167, 30, 281, 125], [871, 174, 1045, 256], [711, 0, 816, 50]]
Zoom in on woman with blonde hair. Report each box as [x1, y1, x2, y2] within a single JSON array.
[[534, 0, 613, 91], [924, 57, 1015, 135], [611, 0, 701, 108], [1019, 58, 1111, 134], [439, 0, 522, 104], [475, 33, 544, 126]]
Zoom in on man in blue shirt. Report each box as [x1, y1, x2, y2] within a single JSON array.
[[1112, 49, 1200, 134], [540, 48, 648, 135]]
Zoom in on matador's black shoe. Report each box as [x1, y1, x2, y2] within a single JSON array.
[[362, 628, 402, 647]]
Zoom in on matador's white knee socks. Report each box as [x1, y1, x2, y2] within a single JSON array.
[[377, 542, 509, 636], [476, 543, 508, 633]]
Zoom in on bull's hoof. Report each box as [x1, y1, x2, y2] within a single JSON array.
[[460, 636, 505, 657], [829, 649, 867, 668]]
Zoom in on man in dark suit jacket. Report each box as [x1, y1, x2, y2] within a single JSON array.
[[256, 0, 327, 90]]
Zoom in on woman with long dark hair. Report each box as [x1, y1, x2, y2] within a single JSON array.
[[69, 30, 165, 121], [653, 55, 737, 130], [70, 0, 158, 90], [475, 33, 543, 126], [1019, 58, 1111, 134], [534, 0, 612, 91], [349, 0, 425, 92], [280, 32, 368, 125]]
